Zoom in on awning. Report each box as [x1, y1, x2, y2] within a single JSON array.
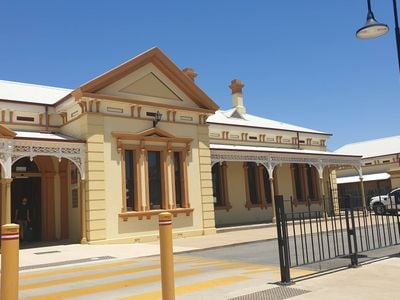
[[337, 173, 390, 184], [210, 143, 363, 178], [210, 143, 360, 157]]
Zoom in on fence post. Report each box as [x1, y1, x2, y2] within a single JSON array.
[[275, 195, 292, 284], [344, 196, 359, 267], [1, 223, 20, 300], [159, 212, 175, 300]]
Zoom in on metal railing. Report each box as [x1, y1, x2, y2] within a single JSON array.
[[275, 195, 400, 284]]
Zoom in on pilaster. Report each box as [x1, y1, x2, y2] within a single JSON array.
[[85, 114, 106, 242], [197, 126, 216, 235]]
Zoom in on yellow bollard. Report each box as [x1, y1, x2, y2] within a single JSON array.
[[159, 212, 175, 300], [1, 223, 20, 300]]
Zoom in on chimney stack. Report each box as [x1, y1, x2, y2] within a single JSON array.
[[182, 67, 198, 81], [229, 79, 246, 115]]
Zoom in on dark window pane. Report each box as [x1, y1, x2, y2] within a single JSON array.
[[212, 164, 223, 206], [307, 166, 316, 200], [263, 167, 272, 203], [293, 164, 304, 201], [174, 152, 183, 208], [247, 162, 259, 204], [148, 151, 162, 209], [124, 150, 134, 211]]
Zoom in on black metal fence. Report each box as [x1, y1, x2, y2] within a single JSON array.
[[275, 195, 400, 284]]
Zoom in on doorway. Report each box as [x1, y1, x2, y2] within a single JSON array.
[[11, 177, 42, 241]]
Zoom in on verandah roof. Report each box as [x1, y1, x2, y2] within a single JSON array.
[[210, 143, 362, 178]]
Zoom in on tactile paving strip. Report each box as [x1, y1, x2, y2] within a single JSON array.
[[228, 286, 310, 300]]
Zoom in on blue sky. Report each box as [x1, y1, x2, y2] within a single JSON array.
[[0, 1, 399, 150]]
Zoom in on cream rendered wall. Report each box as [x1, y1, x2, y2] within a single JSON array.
[[197, 125, 216, 235], [215, 161, 273, 226], [60, 115, 88, 140], [102, 116, 206, 242], [68, 163, 81, 241], [60, 115, 87, 240], [53, 163, 61, 240], [61, 114, 108, 243]]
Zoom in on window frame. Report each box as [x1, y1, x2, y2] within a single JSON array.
[[244, 162, 273, 209], [114, 128, 193, 220], [211, 162, 231, 210], [291, 163, 321, 205], [171, 150, 189, 209]]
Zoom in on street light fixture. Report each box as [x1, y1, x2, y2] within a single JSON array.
[[356, 0, 400, 72], [356, 0, 389, 39]]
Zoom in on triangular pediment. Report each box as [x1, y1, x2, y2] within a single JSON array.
[[75, 47, 219, 111], [96, 63, 198, 108], [0, 125, 16, 138], [139, 127, 176, 138], [120, 72, 182, 101], [112, 128, 192, 144]]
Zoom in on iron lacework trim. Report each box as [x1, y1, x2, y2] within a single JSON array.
[[0, 138, 86, 179], [210, 149, 362, 178]]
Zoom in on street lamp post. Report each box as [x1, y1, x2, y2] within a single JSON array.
[[356, 0, 400, 73]]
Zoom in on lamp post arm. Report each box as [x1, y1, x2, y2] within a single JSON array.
[[392, 0, 400, 72]]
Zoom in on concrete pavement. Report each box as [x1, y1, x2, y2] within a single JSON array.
[[2, 223, 400, 299], [19, 224, 276, 269]]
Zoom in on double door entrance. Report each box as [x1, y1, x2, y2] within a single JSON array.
[[11, 176, 41, 242]]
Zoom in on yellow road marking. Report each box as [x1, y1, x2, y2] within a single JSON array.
[[171, 256, 202, 262], [121, 275, 250, 300], [23, 269, 201, 300], [20, 263, 161, 290], [190, 261, 232, 267], [20, 259, 138, 280]]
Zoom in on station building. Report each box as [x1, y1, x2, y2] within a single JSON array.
[[335, 136, 400, 206], [0, 48, 361, 244]]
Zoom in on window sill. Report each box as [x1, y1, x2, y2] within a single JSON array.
[[214, 204, 232, 212], [245, 203, 265, 210], [119, 208, 194, 221]]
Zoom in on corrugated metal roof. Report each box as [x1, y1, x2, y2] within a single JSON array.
[[207, 109, 330, 135], [335, 136, 400, 158], [0, 80, 72, 105], [14, 131, 83, 142], [210, 143, 358, 157]]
